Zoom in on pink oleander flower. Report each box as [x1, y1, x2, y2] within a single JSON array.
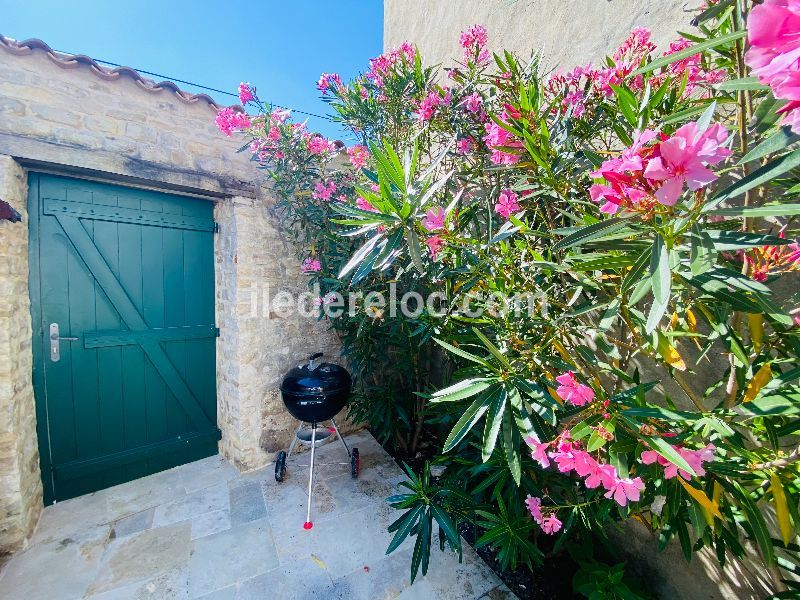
[[314, 292, 338, 307], [585, 461, 619, 491], [456, 137, 475, 155], [540, 514, 563, 535], [525, 495, 543, 521], [549, 440, 579, 473], [312, 180, 337, 201], [271, 108, 291, 123], [793, 312, 800, 327], [426, 235, 445, 258], [366, 42, 417, 88], [463, 92, 483, 113], [308, 135, 333, 155], [746, 0, 800, 132], [238, 82, 254, 105], [526, 438, 551, 469], [422, 206, 446, 231], [494, 189, 520, 219], [555, 371, 595, 406], [658, 39, 727, 95], [267, 126, 281, 141], [640, 443, 715, 480], [416, 90, 445, 122], [301, 257, 321, 273], [644, 121, 731, 206], [604, 477, 645, 507], [317, 72, 342, 94], [215, 107, 251, 137], [348, 145, 370, 170], [459, 24, 489, 64], [356, 196, 378, 212], [588, 129, 658, 214], [483, 110, 523, 164]]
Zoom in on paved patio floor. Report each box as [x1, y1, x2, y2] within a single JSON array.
[[0, 431, 514, 600]]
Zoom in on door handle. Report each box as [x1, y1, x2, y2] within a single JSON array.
[[49, 323, 78, 362]]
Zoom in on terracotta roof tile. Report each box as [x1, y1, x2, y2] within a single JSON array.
[[0, 34, 233, 112]]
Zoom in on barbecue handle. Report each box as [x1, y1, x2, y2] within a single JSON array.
[[308, 352, 324, 361]]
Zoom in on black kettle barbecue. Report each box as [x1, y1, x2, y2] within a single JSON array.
[[276, 352, 358, 530]]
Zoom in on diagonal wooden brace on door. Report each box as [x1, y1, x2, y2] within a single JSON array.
[[56, 215, 214, 430]]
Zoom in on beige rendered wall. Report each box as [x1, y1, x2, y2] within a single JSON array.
[[384, 0, 702, 69], [0, 39, 341, 559]]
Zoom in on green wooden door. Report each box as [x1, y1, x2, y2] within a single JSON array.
[[29, 173, 219, 503]]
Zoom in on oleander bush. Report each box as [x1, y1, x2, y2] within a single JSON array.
[[220, 0, 800, 593]]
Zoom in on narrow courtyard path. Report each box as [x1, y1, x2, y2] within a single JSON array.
[[0, 431, 514, 599]]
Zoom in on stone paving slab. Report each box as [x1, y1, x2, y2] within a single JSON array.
[[0, 430, 515, 599]]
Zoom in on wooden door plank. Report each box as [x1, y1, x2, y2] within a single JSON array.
[[117, 217, 149, 480], [92, 216, 127, 489], [84, 325, 217, 348], [162, 226, 191, 467], [39, 206, 79, 464]]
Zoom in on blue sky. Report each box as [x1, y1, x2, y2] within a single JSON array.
[[1, 0, 383, 139]]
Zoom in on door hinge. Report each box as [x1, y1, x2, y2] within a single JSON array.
[[213, 222, 220, 233], [214, 327, 220, 337]]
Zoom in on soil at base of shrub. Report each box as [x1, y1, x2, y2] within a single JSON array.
[[373, 429, 581, 599]]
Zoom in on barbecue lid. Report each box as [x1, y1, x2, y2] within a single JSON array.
[[280, 356, 351, 397]]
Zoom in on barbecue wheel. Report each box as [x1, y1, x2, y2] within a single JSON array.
[[351, 448, 360, 479], [275, 451, 287, 482]]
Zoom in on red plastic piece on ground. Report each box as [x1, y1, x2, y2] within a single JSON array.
[[303, 521, 313, 530], [328, 427, 336, 433]]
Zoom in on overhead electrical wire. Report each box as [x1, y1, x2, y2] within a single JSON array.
[[52, 47, 336, 122]]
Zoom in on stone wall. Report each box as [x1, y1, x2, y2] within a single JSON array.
[[0, 37, 343, 559], [384, 0, 702, 71], [0, 156, 41, 562], [215, 197, 341, 471]]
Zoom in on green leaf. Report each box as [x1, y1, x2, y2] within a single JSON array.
[[706, 203, 800, 218], [724, 479, 775, 565], [406, 225, 424, 272], [430, 504, 461, 552], [691, 0, 734, 25], [338, 234, 382, 279], [632, 30, 746, 75], [433, 338, 491, 367], [410, 511, 430, 583], [431, 377, 494, 403], [738, 127, 799, 165], [621, 247, 650, 293], [482, 388, 508, 462], [472, 327, 512, 368], [696, 100, 717, 133], [716, 77, 770, 92], [707, 148, 800, 208], [703, 230, 794, 250], [386, 505, 423, 555], [571, 255, 637, 271], [738, 393, 800, 417], [586, 429, 608, 452], [690, 224, 715, 276], [646, 235, 671, 333], [443, 386, 498, 451], [502, 409, 522, 485], [552, 218, 632, 252], [610, 83, 638, 126]]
